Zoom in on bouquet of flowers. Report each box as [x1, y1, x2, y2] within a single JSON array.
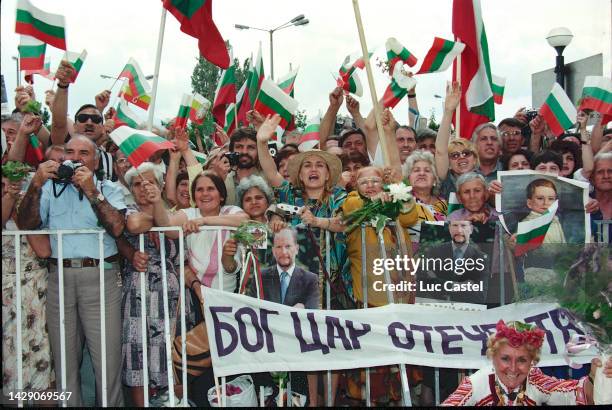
[[234, 221, 268, 299], [343, 181, 414, 234], [232, 220, 268, 249]]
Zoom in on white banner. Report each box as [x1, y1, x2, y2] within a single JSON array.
[[202, 287, 597, 377]]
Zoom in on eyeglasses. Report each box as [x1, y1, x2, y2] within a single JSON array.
[[76, 113, 103, 124], [115, 158, 129, 164], [501, 130, 522, 138], [449, 150, 474, 160], [357, 177, 383, 187]]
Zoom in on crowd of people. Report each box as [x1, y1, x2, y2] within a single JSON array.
[[2, 57, 612, 407]]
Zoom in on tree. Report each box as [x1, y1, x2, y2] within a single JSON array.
[[294, 109, 307, 130]]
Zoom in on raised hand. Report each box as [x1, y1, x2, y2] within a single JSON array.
[[32, 160, 59, 188], [72, 166, 96, 197], [577, 110, 588, 131], [329, 87, 344, 110], [246, 110, 265, 129], [55, 60, 75, 86], [256, 114, 281, 143], [18, 113, 43, 136], [346, 94, 360, 117], [95, 90, 111, 112], [214, 123, 230, 145], [444, 81, 461, 113], [529, 114, 545, 135], [143, 180, 162, 204]]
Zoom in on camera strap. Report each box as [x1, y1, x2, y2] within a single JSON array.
[[52, 180, 70, 198]]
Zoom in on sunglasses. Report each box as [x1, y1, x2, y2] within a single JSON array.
[[449, 150, 474, 160], [76, 113, 103, 124], [501, 130, 522, 138]]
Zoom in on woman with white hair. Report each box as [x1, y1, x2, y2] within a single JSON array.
[[121, 162, 180, 406], [236, 175, 274, 223]]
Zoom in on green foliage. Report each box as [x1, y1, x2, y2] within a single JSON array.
[[294, 109, 307, 130], [427, 109, 440, 131], [22, 100, 41, 115], [2, 161, 30, 181]]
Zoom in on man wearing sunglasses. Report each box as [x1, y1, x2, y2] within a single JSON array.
[[48, 61, 114, 181]]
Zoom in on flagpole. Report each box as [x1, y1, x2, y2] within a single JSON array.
[[455, 37, 462, 139], [147, 7, 168, 131]]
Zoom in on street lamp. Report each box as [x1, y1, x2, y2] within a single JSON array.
[[100, 74, 154, 80], [235, 14, 309, 80], [546, 27, 573, 89], [12, 56, 20, 86]]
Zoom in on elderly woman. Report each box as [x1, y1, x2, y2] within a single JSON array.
[[236, 175, 274, 223], [121, 162, 181, 406], [443, 320, 612, 406], [448, 173, 499, 223]]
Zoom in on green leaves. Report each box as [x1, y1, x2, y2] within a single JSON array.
[[1, 161, 30, 182], [22, 100, 42, 115]]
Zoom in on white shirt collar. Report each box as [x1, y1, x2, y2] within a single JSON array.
[[277, 264, 296, 278]]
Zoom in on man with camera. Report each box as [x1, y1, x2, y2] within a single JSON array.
[[17, 135, 127, 406], [224, 127, 265, 205]]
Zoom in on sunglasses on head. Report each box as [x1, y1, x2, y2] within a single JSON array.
[[449, 150, 474, 160], [76, 113, 103, 124]]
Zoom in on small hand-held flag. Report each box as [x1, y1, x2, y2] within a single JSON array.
[[110, 126, 175, 168], [539, 83, 577, 137]]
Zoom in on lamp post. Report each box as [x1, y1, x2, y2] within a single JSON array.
[[235, 14, 309, 80], [100, 74, 154, 80], [546, 27, 573, 90], [12, 56, 20, 86]]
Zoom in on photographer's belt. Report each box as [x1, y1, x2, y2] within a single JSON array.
[[49, 254, 119, 268]]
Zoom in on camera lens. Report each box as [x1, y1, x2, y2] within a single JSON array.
[[56, 164, 75, 180]]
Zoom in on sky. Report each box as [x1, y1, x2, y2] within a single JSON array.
[[1, 0, 610, 130]]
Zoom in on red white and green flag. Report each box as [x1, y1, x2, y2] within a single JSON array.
[[452, 0, 495, 139], [382, 62, 417, 109], [190, 93, 211, 125], [62, 49, 87, 83], [254, 79, 299, 138], [337, 52, 372, 97], [110, 126, 175, 168], [18, 35, 46, 71], [223, 103, 237, 136], [113, 100, 141, 129], [578, 76, 612, 124], [515, 200, 559, 256], [162, 0, 229, 68], [539, 83, 577, 137], [237, 45, 265, 125], [492, 75, 506, 104], [417, 37, 465, 74], [15, 0, 66, 50], [298, 120, 320, 152], [386, 38, 418, 68], [175, 94, 193, 130], [24, 58, 54, 83], [277, 68, 299, 97], [117, 58, 152, 110], [235, 77, 249, 126], [212, 64, 237, 126], [26, 134, 44, 164]]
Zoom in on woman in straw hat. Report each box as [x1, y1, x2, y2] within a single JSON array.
[[257, 114, 351, 406], [443, 320, 612, 406]]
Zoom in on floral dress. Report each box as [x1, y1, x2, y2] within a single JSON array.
[[275, 180, 352, 309], [121, 205, 180, 389], [2, 220, 54, 394]]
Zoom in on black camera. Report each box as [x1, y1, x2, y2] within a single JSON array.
[[224, 152, 240, 167], [521, 109, 539, 140], [55, 160, 82, 184]]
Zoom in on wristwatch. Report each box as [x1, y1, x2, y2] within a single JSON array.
[[90, 192, 105, 206]]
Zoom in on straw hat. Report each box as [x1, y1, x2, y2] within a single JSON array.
[[287, 149, 342, 189]]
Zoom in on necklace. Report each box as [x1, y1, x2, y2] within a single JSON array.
[[495, 380, 526, 406]]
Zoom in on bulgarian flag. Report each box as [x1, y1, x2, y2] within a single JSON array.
[[447, 192, 464, 215], [119, 80, 151, 111], [25, 134, 44, 165], [111, 126, 175, 168], [298, 120, 320, 152], [235, 78, 248, 126], [113, 100, 141, 129], [515, 200, 559, 256], [382, 62, 417, 109], [162, 0, 229, 68], [237, 45, 264, 125], [189, 93, 211, 125], [386, 38, 418, 68], [492, 75, 506, 104], [15, 0, 66, 50], [18, 35, 46, 71], [578, 76, 612, 124], [62, 49, 87, 83], [254, 79, 299, 137], [24, 58, 54, 83], [539, 83, 577, 137], [417, 37, 465, 74], [452, 0, 495, 139], [277, 68, 299, 97], [117, 58, 152, 110], [212, 65, 237, 126], [175, 94, 192, 130], [337, 70, 363, 97], [223, 103, 237, 136]]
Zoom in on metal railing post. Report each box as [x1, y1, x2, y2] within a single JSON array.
[[98, 232, 108, 407], [360, 225, 371, 406], [139, 234, 149, 407]]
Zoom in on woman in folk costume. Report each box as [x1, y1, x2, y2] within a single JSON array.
[[443, 320, 612, 406]]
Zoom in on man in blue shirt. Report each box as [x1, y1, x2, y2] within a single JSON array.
[[18, 135, 126, 406]]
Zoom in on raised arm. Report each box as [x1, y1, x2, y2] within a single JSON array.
[[381, 108, 403, 175], [319, 87, 344, 150], [165, 146, 181, 206], [2, 180, 21, 228], [406, 73, 419, 128], [256, 114, 284, 187], [126, 211, 154, 234], [590, 113, 604, 154], [16, 160, 58, 230], [528, 114, 546, 153], [49, 61, 74, 145], [146, 180, 188, 238], [435, 82, 461, 180], [363, 97, 386, 158], [577, 111, 594, 179], [346, 95, 365, 130], [7, 113, 42, 162]]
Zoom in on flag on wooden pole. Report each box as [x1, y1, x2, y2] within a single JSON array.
[[62, 49, 87, 83], [175, 94, 193, 129], [237, 45, 264, 124], [492, 75, 506, 104], [417, 37, 465, 74], [15, 0, 66, 50], [382, 62, 417, 109], [110, 126, 175, 168], [539, 83, 577, 137], [162, 0, 229, 68], [515, 200, 559, 256], [452, 0, 495, 139], [578, 76, 612, 124], [254, 79, 299, 137], [386, 38, 418, 68], [18, 35, 46, 71]]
